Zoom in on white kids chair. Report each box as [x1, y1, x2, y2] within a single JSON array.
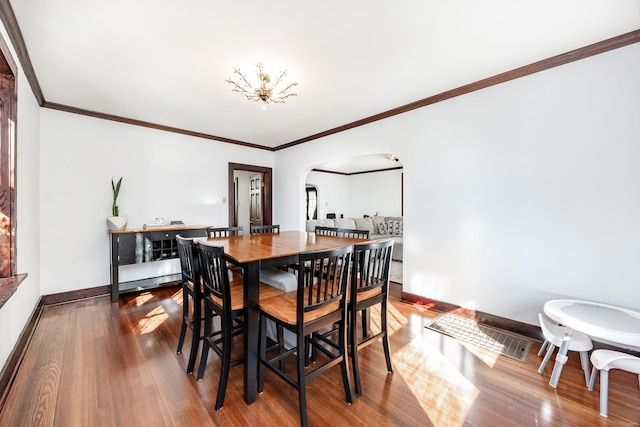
[[588, 349, 640, 418], [538, 313, 593, 386]]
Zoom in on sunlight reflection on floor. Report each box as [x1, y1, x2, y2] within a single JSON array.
[[386, 302, 482, 426], [136, 303, 169, 334], [393, 335, 479, 427]]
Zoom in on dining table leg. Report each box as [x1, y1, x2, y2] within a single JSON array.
[[243, 261, 261, 404], [549, 326, 573, 388]]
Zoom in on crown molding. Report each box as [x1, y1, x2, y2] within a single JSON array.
[[275, 29, 640, 150], [0, 0, 638, 152]]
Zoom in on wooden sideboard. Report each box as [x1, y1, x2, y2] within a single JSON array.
[[108, 225, 210, 302]]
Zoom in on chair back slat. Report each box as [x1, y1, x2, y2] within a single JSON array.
[[315, 226, 338, 236], [298, 246, 352, 316], [353, 239, 394, 295], [337, 228, 370, 239], [176, 235, 201, 285], [250, 224, 280, 234], [198, 242, 232, 309], [208, 226, 243, 237]]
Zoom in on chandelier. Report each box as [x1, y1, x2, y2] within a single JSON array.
[[225, 63, 299, 108]]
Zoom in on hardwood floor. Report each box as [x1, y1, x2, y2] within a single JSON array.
[[1, 286, 639, 426]]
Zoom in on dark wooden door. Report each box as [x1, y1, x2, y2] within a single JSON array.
[[249, 173, 263, 226]]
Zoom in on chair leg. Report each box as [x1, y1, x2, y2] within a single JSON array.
[[186, 296, 201, 375], [196, 307, 212, 381], [361, 308, 370, 339], [176, 287, 189, 354], [381, 300, 393, 374], [537, 340, 548, 357], [599, 369, 609, 418], [296, 332, 309, 427], [277, 325, 285, 372], [215, 317, 233, 411], [579, 351, 590, 386], [538, 343, 556, 374], [258, 315, 267, 393], [339, 319, 354, 405], [351, 303, 362, 397], [588, 366, 597, 391]]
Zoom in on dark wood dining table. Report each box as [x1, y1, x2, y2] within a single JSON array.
[[203, 230, 368, 404]]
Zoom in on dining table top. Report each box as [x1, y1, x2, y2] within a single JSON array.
[[202, 230, 369, 264]]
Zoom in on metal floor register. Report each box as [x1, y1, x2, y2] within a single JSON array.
[[426, 313, 532, 363]]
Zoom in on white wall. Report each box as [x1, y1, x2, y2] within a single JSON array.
[[305, 171, 350, 219], [306, 168, 402, 219], [39, 110, 274, 295], [275, 42, 640, 326], [347, 169, 402, 218], [0, 30, 42, 368]]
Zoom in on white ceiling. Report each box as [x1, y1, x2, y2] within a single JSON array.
[[8, 1, 640, 153]]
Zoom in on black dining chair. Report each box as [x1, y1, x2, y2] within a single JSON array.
[[208, 226, 243, 237], [250, 224, 280, 234], [258, 245, 354, 427], [196, 241, 283, 410], [175, 235, 206, 375], [349, 238, 394, 396]]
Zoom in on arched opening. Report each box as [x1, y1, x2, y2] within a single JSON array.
[[305, 153, 403, 220], [304, 153, 404, 285]]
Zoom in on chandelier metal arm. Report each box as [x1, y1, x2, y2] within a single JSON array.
[[225, 63, 299, 105]]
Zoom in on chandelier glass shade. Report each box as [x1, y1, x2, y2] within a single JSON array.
[[225, 63, 299, 107]]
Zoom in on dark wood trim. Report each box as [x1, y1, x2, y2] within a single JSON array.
[[0, 0, 44, 105], [228, 163, 273, 227], [275, 29, 640, 151], [44, 28, 640, 151], [312, 166, 403, 176], [43, 101, 272, 151], [401, 291, 544, 341], [0, 296, 43, 411], [40, 285, 110, 306], [0, 273, 27, 309], [0, 3, 637, 154]]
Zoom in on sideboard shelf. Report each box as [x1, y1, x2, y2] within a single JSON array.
[[108, 225, 210, 302]]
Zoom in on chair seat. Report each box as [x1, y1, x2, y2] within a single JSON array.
[[591, 349, 640, 373], [349, 286, 382, 303], [542, 317, 593, 352], [209, 275, 284, 311], [260, 287, 340, 325]]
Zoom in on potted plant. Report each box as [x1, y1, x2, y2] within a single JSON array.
[[106, 177, 127, 230]]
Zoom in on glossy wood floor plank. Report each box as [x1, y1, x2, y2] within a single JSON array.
[[1, 286, 639, 426]]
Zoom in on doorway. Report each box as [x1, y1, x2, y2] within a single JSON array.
[[305, 185, 318, 220], [228, 163, 273, 231]]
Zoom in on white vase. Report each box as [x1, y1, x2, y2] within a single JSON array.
[[106, 216, 128, 231]]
